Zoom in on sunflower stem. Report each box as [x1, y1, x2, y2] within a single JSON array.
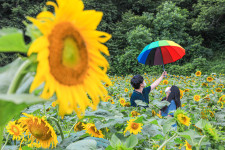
[[157, 133, 177, 150], [1, 134, 9, 150], [197, 135, 206, 150], [48, 117, 64, 140], [7, 59, 32, 94], [0, 126, 3, 149], [68, 120, 77, 137], [43, 104, 46, 116]]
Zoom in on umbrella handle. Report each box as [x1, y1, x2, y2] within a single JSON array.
[[163, 64, 167, 78]]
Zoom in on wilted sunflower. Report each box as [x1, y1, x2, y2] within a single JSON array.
[[216, 88, 222, 92], [184, 89, 190, 92], [19, 113, 58, 149], [27, 0, 111, 118], [124, 102, 131, 107], [174, 109, 190, 126], [204, 95, 211, 101], [129, 93, 132, 97], [152, 110, 156, 117], [194, 95, 200, 102], [124, 118, 143, 135], [131, 111, 140, 117], [74, 122, 85, 132], [83, 123, 104, 138], [195, 71, 201, 77], [185, 140, 192, 150], [207, 77, 214, 82], [119, 98, 126, 106], [6, 121, 24, 141]]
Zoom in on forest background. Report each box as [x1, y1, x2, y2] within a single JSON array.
[[0, 0, 225, 75]]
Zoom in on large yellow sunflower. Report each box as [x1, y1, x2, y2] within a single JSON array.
[[195, 71, 201, 77], [131, 111, 140, 117], [163, 80, 168, 85], [177, 114, 190, 126], [119, 98, 126, 106], [18, 113, 58, 149], [174, 109, 190, 126], [27, 0, 111, 118], [218, 84, 224, 89], [215, 88, 222, 92], [207, 77, 214, 82], [124, 118, 143, 135], [83, 123, 104, 138], [219, 95, 225, 103], [193, 95, 200, 102], [6, 121, 24, 141]]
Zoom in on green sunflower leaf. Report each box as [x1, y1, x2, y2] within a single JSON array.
[[0, 94, 47, 127], [0, 28, 28, 53], [125, 135, 138, 148]]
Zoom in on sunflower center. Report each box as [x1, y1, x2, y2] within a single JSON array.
[[75, 122, 84, 131], [131, 122, 139, 130], [28, 119, 52, 141], [48, 22, 88, 86], [182, 116, 187, 122], [90, 126, 100, 135], [11, 126, 20, 135], [62, 37, 81, 68]]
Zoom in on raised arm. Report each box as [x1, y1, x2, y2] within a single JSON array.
[[150, 71, 167, 90]]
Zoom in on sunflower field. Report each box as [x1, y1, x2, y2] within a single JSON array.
[[0, 0, 225, 150]]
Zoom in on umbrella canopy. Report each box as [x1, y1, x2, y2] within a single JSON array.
[[137, 40, 185, 66]]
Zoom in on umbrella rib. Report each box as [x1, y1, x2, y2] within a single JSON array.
[[164, 46, 175, 64], [170, 46, 183, 59]]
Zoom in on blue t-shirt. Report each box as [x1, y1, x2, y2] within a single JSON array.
[[161, 100, 176, 117], [130, 86, 151, 107]]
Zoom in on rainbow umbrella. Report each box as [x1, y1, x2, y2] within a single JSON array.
[[137, 40, 185, 70]]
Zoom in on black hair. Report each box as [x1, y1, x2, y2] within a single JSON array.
[[161, 85, 181, 112], [130, 75, 144, 89]]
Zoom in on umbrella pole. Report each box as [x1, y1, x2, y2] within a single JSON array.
[[160, 48, 166, 78], [160, 48, 165, 72]]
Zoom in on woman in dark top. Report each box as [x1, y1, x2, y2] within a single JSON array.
[[159, 85, 181, 117]]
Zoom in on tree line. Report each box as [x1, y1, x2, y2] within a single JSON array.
[[0, 0, 225, 75]]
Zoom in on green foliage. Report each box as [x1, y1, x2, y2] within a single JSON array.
[[107, 134, 138, 150], [0, 28, 28, 53], [0, 0, 225, 75]]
